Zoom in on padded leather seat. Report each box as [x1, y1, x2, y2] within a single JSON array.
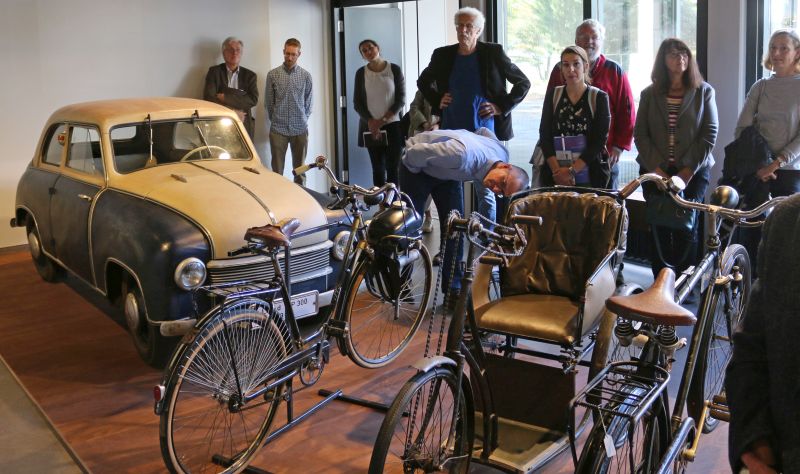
[[473, 190, 624, 347], [476, 294, 580, 344]]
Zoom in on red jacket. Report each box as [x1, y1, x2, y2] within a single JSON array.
[[546, 54, 635, 152]]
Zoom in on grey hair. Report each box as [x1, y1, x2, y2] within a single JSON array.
[[454, 7, 485, 31], [222, 36, 244, 52], [576, 19, 606, 40]]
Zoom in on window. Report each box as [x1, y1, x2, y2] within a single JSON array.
[[67, 126, 103, 176], [498, 0, 698, 187], [42, 124, 67, 166]]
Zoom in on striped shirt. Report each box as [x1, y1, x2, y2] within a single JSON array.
[[666, 94, 682, 162], [265, 64, 313, 136]]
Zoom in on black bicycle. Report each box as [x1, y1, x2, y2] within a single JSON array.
[[154, 156, 433, 474], [570, 174, 785, 473]]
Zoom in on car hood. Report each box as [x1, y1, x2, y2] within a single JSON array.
[[109, 161, 327, 259]]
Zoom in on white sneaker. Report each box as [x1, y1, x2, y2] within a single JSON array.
[[422, 211, 434, 233]]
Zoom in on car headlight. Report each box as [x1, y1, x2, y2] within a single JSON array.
[[174, 257, 207, 290], [331, 231, 351, 261]]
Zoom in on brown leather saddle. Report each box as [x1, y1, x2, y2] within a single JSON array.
[[244, 218, 301, 248], [605, 268, 696, 327]]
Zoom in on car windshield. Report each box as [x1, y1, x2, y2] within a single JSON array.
[[110, 117, 252, 173]]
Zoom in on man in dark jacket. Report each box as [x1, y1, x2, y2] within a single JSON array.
[[204, 37, 259, 139], [417, 6, 529, 230], [726, 193, 800, 474]]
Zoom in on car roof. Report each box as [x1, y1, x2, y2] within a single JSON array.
[[48, 97, 239, 129]]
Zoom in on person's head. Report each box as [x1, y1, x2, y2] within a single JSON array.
[[575, 19, 605, 63], [483, 163, 530, 197], [763, 29, 800, 76], [283, 38, 302, 69], [651, 38, 703, 93], [454, 7, 485, 52], [358, 39, 380, 62], [221, 37, 244, 69], [560, 45, 592, 85]]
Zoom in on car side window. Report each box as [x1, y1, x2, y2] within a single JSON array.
[[67, 126, 104, 176], [42, 124, 67, 166]]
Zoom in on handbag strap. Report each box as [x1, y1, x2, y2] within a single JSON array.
[[651, 218, 696, 269]]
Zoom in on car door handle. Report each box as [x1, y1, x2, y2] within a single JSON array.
[[77, 194, 93, 202]]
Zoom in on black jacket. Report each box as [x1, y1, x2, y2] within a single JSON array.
[[721, 125, 772, 209], [203, 64, 259, 139], [727, 193, 800, 473], [538, 86, 612, 188], [417, 42, 530, 141]]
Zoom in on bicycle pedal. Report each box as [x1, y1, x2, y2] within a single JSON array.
[[326, 319, 348, 338]]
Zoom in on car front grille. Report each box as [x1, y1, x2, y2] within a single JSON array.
[[206, 240, 333, 284]]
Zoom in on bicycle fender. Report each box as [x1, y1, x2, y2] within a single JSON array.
[[411, 355, 457, 373]]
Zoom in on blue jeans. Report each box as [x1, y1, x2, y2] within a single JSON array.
[[472, 179, 497, 222], [400, 164, 463, 292]]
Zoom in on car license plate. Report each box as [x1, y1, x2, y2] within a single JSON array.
[[272, 291, 319, 318]]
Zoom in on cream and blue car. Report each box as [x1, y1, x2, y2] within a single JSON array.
[[12, 98, 341, 366]]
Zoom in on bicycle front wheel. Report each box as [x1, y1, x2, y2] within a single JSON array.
[[342, 244, 432, 368], [576, 386, 668, 474], [160, 298, 290, 474], [369, 367, 473, 473], [688, 243, 750, 433]]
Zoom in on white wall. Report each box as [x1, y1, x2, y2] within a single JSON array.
[[0, 0, 332, 248], [707, 0, 747, 186]]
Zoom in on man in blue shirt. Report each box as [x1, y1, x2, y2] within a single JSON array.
[[401, 128, 529, 299], [266, 38, 313, 185]]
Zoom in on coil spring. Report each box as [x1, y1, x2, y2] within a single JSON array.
[[614, 319, 635, 347]]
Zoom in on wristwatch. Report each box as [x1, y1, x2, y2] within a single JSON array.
[[777, 156, 789, 168]]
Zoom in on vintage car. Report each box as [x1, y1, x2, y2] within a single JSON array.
[[11, 98, 342, 366]]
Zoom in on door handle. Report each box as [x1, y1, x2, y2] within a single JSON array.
[[77, 194, 93, 202]]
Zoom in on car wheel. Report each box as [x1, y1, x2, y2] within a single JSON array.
[[121, 276, 174, 368], [25, 216, 62, 282]]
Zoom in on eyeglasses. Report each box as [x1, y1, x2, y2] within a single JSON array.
[[667, 51, 689, 59], [456, 22, 477, 31]]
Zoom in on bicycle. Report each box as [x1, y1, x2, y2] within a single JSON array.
[[154, 156, 433, 474], [570, 173, 785, 473], [368, 210, 541, 473]]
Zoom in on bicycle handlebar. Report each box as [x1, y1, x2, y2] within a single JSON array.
[[447, 211, 541, 259], [293, 155, 415, 213], [619, 173, 787, 222]]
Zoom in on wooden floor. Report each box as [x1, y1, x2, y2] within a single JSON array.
[[0, 248, 730, 473]]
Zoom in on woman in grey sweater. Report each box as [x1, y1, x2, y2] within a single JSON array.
[[734, 28, 800, 270], [735, 29, 800, 192]]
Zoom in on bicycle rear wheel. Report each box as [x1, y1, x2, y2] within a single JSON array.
[[343, 245, 432, 368], [369, 367, 473, 473], [160, 298, 290, 474], [576, 386, 668, 474], [688, 244, 750, 433]]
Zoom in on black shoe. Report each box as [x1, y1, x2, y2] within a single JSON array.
[[432, 251, 442, 266]]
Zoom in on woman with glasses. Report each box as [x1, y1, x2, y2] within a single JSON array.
[[733, 29, 800, 272], [538, 45, 611, 188], [634, 38, 719, 277], [353, 39, 406, 187]]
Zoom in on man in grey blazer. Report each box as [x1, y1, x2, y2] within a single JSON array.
[[204, 37, 259, 139]]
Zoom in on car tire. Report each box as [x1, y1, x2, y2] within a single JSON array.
[[25, 215, 62, 282], [121, 276, 175, 368]]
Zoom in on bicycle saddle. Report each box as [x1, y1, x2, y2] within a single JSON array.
[[605, 268, 696, 326], [244, 218, 301, 247]]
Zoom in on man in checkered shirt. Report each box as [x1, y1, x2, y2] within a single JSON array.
[[265, 38, 313, 185]]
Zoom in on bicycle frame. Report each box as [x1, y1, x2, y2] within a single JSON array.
[[571, 174, 786, 471]]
